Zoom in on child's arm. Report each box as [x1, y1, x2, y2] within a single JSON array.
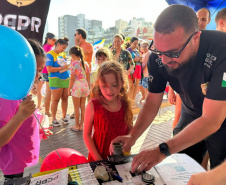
[[86, 70, 90, 88], [83, 101, 103, 161], [59, 65, 70, 73], [126, 52, 135, 75], [85, 63, 90, 87], [0, 96, 35, 147], [168, 86, 176, 105], [68, 75, 75, 96], [46, 54, 65, 73], [68, 74, 75, 96], [68, 62, 77, 95]]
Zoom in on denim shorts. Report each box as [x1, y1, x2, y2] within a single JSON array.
[[50, 87, 59, 90], [139, 77, 148, 89], [41, 73, 49, 82]]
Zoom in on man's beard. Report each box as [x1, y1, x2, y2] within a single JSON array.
[[165, 52, 196, 77]]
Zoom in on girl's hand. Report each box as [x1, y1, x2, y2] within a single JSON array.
[[110, 135, 134, 155], [17, 95, 36, 120], [62, 64, 69, 69], [135, 55, 142, 60], [125, 70, 130, 76], [75, 70, 80, 76], [168, 90, 176, 105]]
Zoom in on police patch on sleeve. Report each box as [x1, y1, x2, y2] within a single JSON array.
[[201, 82, 209, 95], [222, 73, 226, 87]]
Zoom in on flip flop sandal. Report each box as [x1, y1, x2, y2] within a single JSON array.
[[70, 113, 75, 119], [70, 126, 79, 132]]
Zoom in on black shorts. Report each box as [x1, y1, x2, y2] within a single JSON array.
[[4, 172, 23, 180], [173, 105, 226, 168]]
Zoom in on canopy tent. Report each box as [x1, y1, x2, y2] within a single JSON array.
[[165, 0, 226, 30]]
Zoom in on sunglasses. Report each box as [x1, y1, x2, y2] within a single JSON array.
[[150, 32, 198, 58]]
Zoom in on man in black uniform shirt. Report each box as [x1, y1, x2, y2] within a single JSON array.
[[112, 5, 226, 172]]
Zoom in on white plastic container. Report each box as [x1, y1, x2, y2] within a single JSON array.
[[0, 170, 4, 185], [42, 115, 49, 128]]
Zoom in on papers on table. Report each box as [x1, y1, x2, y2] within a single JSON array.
[[155, 153, 206, 185]]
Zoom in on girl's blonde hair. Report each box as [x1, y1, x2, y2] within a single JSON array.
[[95, 47, 112, 61], [91, 61, 133, 129]]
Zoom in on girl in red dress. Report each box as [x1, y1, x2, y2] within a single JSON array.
[[84, 61, 133, 162]]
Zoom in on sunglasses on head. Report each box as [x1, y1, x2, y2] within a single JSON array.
[[150, 32, 198, 58]]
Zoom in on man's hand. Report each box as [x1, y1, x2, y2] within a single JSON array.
[[188, 161, 226, 185], [131, 147, 166, 173], [17, 95, 36, 120], [187, 172, 214, 185], [110, 135, 135, 155]]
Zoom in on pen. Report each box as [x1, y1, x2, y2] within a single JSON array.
[[100, 162, 123, 182]]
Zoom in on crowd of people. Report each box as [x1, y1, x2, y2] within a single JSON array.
[[1, 5, 226, 185], [35, 29, 151, 129]]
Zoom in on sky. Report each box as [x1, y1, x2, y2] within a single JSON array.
[[46, 0, 169, 35]]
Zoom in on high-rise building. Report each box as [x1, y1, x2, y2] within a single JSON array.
[[58, 14, 103, 51], [58, 15, 78, 51], [122, 17, 153, 39], [91, 20, 102, 28], [104, 26, 119, 45], [115, 19, 128, 34], [87, 26, 105, 44]]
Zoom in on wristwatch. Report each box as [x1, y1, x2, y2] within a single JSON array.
[[159, 143, 171, 157]]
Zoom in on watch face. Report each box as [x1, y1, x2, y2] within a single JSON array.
[[162, 144, 167, 149], [142, 173, 155, 183], [160, 143, 168, 151], [159, 143, 171, 156]]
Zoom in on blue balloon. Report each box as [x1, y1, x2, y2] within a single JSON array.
[[0, 25, 36, 100]]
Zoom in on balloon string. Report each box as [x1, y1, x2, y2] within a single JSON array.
[[33, 113, 61, 158]]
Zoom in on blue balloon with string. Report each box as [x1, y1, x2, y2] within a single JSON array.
[[0, 25, 36, 100]]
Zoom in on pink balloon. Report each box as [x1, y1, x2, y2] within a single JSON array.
[[40, 148, 88, 172]]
